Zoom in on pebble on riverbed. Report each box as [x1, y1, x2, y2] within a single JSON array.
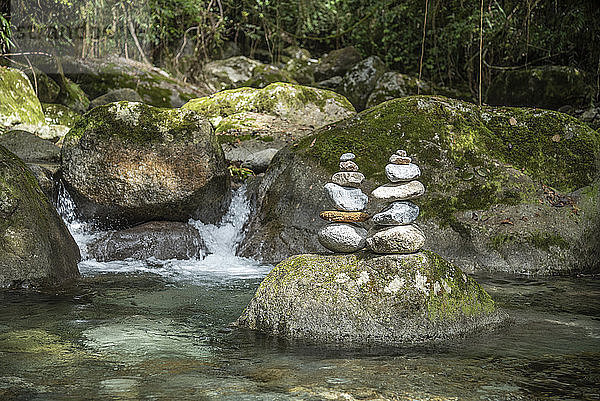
[[319, 153, 368, 253]]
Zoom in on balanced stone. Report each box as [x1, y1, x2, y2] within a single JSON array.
[[318, 223, 367, 253], [324, 182, 368, 211], [339, 152, 356, 162], [385, 163, 421, 182], [396, 149, 407, 156], [340, 160, 359, 172], [332, 171, 365, 188], [371, 201, 420, 225], [389, 154, 411, 165], [366, 225, 425, 254], [371, 180, 425, 201], [320, 210, 369, 223]]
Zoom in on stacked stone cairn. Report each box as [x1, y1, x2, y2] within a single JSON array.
[[366, 150, 426, 254], [318, 153, 369, 253]]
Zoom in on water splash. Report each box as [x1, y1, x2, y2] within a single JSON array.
[[56, 184, 269, 283]]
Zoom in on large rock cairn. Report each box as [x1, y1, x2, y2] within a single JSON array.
[[317, 152, 369, 253], [367, 149, 426, 254]]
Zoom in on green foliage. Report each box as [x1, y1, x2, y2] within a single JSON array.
[[0, 14, 12, 53]]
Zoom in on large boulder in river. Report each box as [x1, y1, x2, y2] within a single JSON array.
[[0, 145, 80, 288], [202, 56, 264, 92], [41, 56, 209, 108], [237, 251, 505, 345], [86, 221, 205, 262], [61, 101, 230, 227], [182, 83, 355, 165], [239, 96, 600, 275], [487, 66, 593, 110], [0, 67, 45, 129]]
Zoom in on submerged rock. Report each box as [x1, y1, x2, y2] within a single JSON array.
[[236, 251, 505, 345], [61, 101, 229, 227], [0, 145, 80, 288], [240, 96, 600, 274], [0, 67, 45, 129], [86, 221, 206, 262]]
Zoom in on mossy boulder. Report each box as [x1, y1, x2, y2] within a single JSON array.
[[237, 251, 505, 345], [241, 65, 297, 88], [61, 101, 230, 227], [0, 145, 80, 288], [0, 67, 45, 129], [89, 88, 143, 109], [42, 56, 209, 108], [58, 78, 90, 113], [202, 56, 263, 92], [487, 66, 593, 110], [239, 96, 600, 274], [42, 103, 81, 127], [183, 83, 356, 154], [25, 67, 61, 103], [365, 71, 433, 108], [314, 46, 362, 81], [341, 56, 388, 111]]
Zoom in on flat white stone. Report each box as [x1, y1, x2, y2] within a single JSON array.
[[371, 180, 425, 201], [366, 224, 425, 254], [318, 223, 367, 253], [372, 201, 420, 225], [325, 182, 368, 211], [339, 152, 356, 162], [385, 163, 421, 182], [331, 171, 365, 188]]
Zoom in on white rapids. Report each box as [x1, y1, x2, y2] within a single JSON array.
[[56, 184, 270, 284]]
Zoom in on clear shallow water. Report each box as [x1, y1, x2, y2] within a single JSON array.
[[0, 188, 598, 400]]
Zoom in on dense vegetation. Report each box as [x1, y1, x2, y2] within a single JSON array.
[[1, 0, 599, 100]]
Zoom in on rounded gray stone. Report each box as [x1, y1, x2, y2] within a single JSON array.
[[371, 180, 425, 201], [372, 201, 420, 225], [318, 223, 367, 253], [389, 154, 411, 165], [324, 182, 368, 211], [385, 163, 421, 182], [339, 152, 356, 162], [366, 224, 425, 254], [331, 171, 365, 188]]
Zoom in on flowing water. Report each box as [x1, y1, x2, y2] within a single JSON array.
[[0, 187, 599, 400]]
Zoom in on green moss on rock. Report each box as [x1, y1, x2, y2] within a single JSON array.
[[42, 103, 81, 127], [0, 67, 45, 128], [237, 250, 503, 345]]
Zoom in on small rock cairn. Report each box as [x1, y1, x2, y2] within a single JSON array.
[[366, 150, 426, 254], [318, 153, 369, 253]]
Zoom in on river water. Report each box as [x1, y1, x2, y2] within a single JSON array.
[[0, 188, 599, 400]]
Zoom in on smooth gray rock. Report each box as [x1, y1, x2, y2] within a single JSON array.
[[236, 251, 506, 345], [371, 181, 425, 201], [366, 224, 426, 254], [242, 148, 279, 173], [87, 221, 206, 262], [0, 130, 60, 163], [89, 88, 143, 110], [324, 182, 368, 211], [339, 152, 355, 162], [317, 223, 367, 253], [331, 171, 365, 188], [372, 201, 420, 225], [385, 163, 421, 182]]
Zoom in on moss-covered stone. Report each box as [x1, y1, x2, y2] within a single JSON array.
[[341, 55, 388, 111], [241, 65, 297, 88], [240, 96, 600, 274], [59, 78, 90, 113], [237, 251, 505, 345], [202, 56, 263, 92], [89, 87, 143, 109], [42, 103, 81, 127], [0, 67, 45, 128], [61, 101, 230, 227], [25, 67, 60, 103], [0, 145, 80, 288], [487, 65, 594, 109]]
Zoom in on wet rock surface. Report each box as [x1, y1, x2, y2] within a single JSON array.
[[87, 221, 206, 262]]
